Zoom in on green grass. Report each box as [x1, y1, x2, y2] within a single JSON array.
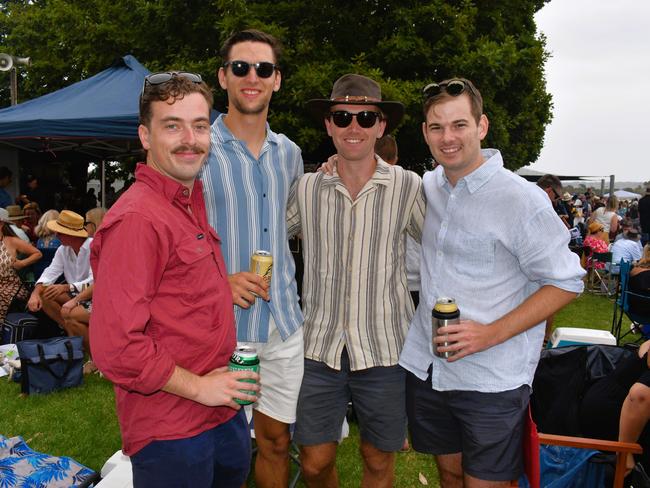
[[0, 291, 638, 485]]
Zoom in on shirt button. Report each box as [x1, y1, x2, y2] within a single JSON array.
[[437, 251, 443, 257], [264, 228, 268, 232], [263, 193, 267, 198], [183, 189, 189, 196]]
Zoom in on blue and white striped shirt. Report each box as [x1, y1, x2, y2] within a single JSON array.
[[399, 149, 585, 392], [200, 115, 304, 342]]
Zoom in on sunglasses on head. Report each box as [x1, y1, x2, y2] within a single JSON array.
[[141, 71, 202, 98], [422, 79, 471, 100], [223, 60, 277, 78], [329, 110, 383, 129]]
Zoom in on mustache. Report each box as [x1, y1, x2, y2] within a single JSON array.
[[172, 145, 205, 154]]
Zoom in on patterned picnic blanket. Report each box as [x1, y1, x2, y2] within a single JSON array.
[[0, 435, 99, 487]]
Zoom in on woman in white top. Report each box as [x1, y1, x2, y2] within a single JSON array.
[[590, 195, 619, 239]]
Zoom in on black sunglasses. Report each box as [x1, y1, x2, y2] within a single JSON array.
[[329, 111, 383, 129], [422, 79, 471, 100], [141, 72, 202, 98], [223, 60, 277, 79]]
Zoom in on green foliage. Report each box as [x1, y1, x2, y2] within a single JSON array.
[[1, 0, 552, 173]]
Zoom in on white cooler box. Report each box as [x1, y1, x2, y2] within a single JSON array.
[[550, 327, 616, 348], [96, 450, 132, 487]]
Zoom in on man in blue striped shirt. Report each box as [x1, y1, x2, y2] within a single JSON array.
[[200, 30, 304, 488]]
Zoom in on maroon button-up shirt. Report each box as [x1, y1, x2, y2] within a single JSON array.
[[90, 163, 236, 455]]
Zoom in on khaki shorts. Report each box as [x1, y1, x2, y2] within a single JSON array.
[[239, 316, 304, 424]]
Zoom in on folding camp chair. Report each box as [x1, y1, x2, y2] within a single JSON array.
[[525, 344, 644, 488], [587, 251, 616, 296], [611, 261, 650, 343]]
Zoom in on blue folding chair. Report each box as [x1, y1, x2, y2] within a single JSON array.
[[611, 260, 650, 343]]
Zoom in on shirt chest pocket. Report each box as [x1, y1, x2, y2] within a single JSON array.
[[176, 236, 214, 270], [452, 230, 496, 279]]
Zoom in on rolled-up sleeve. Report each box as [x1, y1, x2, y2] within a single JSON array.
[[516, 206, 586, 293], [90, 213, 176, 394], [37, 246, 65, 284]]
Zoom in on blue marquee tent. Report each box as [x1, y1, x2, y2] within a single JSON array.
[[0, 55, 150, 158]]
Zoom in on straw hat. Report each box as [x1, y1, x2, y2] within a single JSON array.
[[305, 74, 405, 133], [5, 205, 25, 221], [46, 210, 88, 238], [588, 222, 604, 234], [561, 192, 572, 202]]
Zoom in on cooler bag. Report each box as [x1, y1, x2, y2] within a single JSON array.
[[1, 312, 39, 345], [16, 336, 84, 394]]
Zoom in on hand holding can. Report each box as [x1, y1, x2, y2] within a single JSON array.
[[228, 347, 260, 405]]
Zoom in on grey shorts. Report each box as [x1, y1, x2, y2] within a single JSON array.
[[294, 348, 406, 452], [406, 371, 530, 481]]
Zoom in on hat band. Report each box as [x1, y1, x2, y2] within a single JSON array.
[[332, 95, 381, 103], [57, 220, 85, 232]]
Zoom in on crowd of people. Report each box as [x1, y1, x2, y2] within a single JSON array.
[[0, 182, 106, 373], [2, 28, 650, 488]]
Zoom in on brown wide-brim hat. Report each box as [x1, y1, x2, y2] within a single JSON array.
[[6, 205, 26, 221], [305, 74, 405, 133], [46, 210, 88, 238]]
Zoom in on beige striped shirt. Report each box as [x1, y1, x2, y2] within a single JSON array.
[[287, 159, 425, 371]]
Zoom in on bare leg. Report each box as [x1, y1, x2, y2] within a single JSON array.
[[299, 442, 338, 488], [62, 305, 90, 353], [41, 291, 70, 328], [464, 472, 512, 488], [436, 453, 463, 488], [359, 440, 395, 488], [252, 410, 291, 488]]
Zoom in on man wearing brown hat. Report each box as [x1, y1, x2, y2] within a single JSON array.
[[27, 210, 94, 329], [287, 74, 425, 487]]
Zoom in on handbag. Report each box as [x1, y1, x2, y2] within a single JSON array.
[[16, 336, 84, 394]]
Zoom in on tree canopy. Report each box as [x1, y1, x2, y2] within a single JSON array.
[[0, 0, 552, 173]]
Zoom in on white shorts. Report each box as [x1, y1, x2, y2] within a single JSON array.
[[239, 316, 304, 424]]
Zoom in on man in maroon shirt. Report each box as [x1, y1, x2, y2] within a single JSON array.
[[90, 72, 259, 488]]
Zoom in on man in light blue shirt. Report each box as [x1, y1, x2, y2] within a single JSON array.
[[611, 227, 643, 273], [399, 78, 585, 486], [200, 30, 303, 488]]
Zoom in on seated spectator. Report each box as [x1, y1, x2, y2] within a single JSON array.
[[83, 207, 106, 237], [4, 205, 30, 242], [0, 167, 12, 208], [629, 244, 650, 316], [21, 202, 41, 242], [61, 284, 95, 373], [27, 210, 93, 331], [35, 210, 62, 250], [583, 222, 609, 270], [610, 228, 643, 274], [580, 340, 650, 475], [0, 208, 42, 323]]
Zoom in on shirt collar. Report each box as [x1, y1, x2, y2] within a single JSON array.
[[214, 113, 278, 145], [321, 156, 393, 187], [436, 149, 503, 194], [134, 163, 203, 206]]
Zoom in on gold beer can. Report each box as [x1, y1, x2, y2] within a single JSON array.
[[251, 250, 273, 284]]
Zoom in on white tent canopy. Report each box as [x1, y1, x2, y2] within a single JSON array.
[[604, 190, 642, 200]]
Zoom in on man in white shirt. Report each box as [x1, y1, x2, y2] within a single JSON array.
[[27, 210, 93, 330], [611, 227, 643, 273]]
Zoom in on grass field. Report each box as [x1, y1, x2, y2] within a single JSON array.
[[0, 291, 635, 486]]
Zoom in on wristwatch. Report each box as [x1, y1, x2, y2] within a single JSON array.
[[69, 284, 77, 294]]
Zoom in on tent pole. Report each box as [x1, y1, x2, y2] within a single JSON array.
[[101, 160, 106, 208]]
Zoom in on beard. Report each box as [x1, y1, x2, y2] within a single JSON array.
[[229, 95, 269, 116]]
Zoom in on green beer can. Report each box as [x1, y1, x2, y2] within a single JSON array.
[[228, 346, 259, 405]]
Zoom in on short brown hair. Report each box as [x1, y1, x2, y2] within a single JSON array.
[[536, 174, 562, 195], [375, 135, 398, 164], [139, 74, 213, 127], [423, 77, 483, 123], [220, 29, 282, 64]]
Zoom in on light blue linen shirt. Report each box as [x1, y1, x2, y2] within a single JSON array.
[[399, 149, 585, 392], [200, 115, 304, 342]]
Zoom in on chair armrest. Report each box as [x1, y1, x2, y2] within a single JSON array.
[[538, 433, 641, 454]]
